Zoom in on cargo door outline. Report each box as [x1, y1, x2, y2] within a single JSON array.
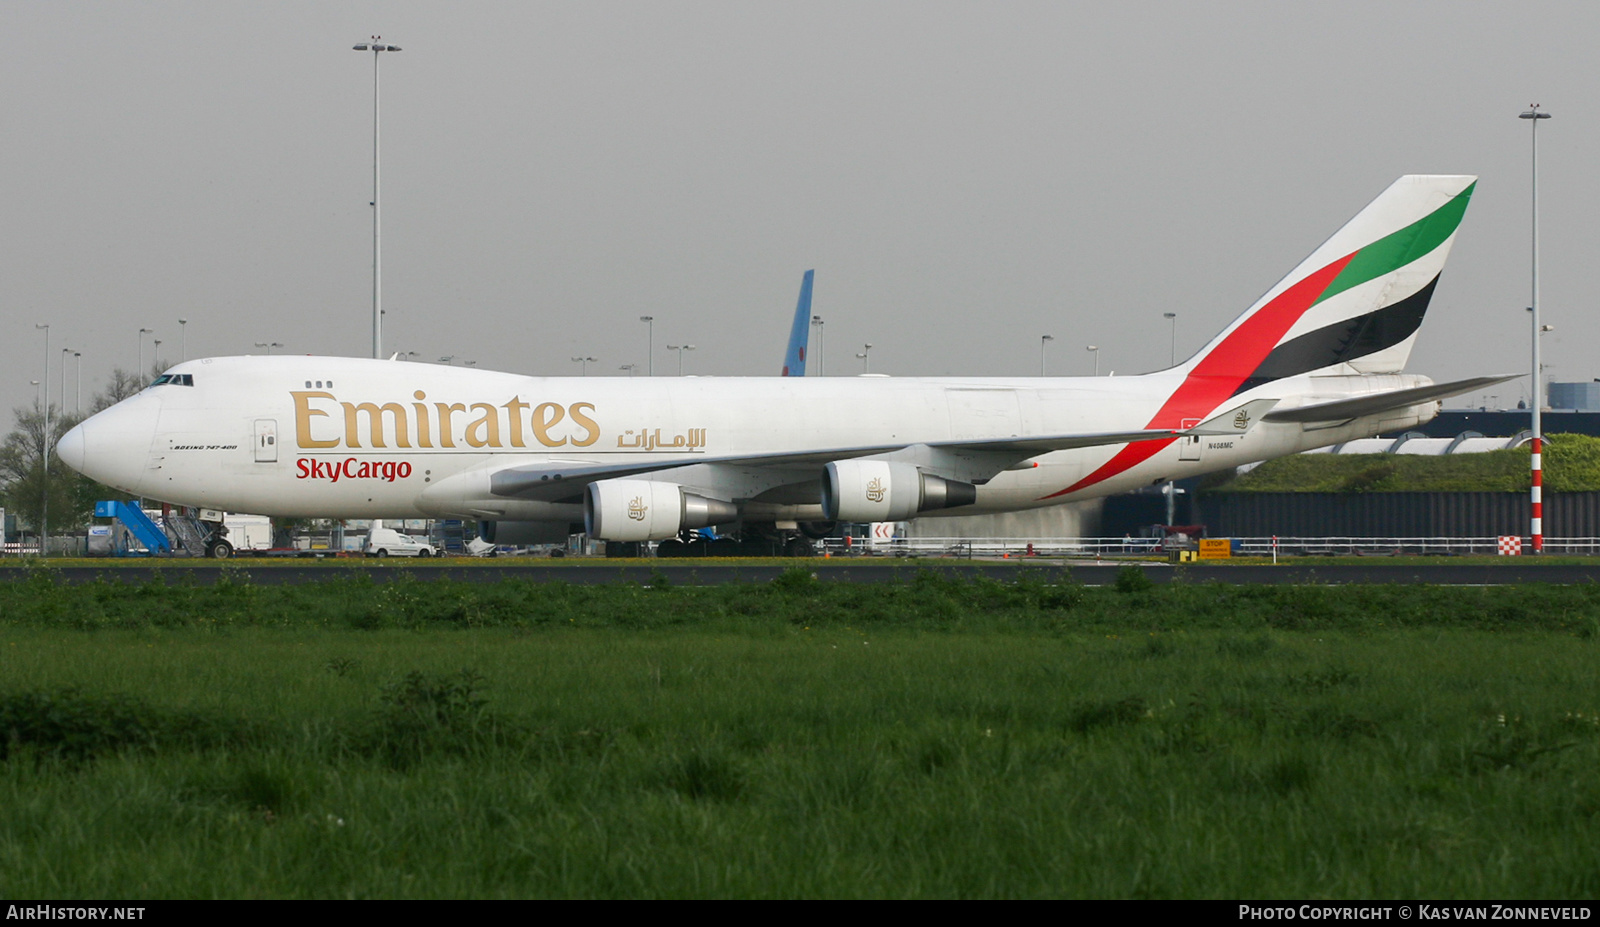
[[254, 419, 279, 463], [1179, 418, 1202, 462]]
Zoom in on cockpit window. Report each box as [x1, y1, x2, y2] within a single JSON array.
[[150, 374, 194, 387]]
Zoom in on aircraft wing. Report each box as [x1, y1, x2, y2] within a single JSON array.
[[1261, 375, 1519, 424], [487, 399, 1278, 501], [488, 429, 1181, 500]]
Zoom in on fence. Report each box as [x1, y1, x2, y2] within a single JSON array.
[[814, 536, 1600, 559]]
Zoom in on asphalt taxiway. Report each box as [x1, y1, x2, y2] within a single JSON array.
[[2, 560, 1598, 586]]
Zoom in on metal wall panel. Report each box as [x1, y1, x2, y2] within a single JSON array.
[[1200, 492, 1600, 538]]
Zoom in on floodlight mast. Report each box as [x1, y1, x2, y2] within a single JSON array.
[[354, 38, 402, 360], [1521, 104, 1551, 554], [36, 323, 50, 556]]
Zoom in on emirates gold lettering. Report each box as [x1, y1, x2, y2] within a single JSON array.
[[292, 391, 340, 449], [434, 402, 466, 448], [343, 402, 410, 448], [502, 398, 530, 448], [865, 476, 886, 503], [412, 391, 433, 447], [531, 402, 567, 448], [465, 403, 501, 448], [290, 390, 606, 451], [567, 402, 599, 447]]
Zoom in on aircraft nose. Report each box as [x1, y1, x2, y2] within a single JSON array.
[[60, 397, 160, 495], [56, 421, 88, 472]]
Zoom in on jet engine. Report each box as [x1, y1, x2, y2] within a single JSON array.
[[821, 460, 978, 522], [585, 479, 739, 541]]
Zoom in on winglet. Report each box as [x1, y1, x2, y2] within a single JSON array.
[[781, 270, 814, 377]]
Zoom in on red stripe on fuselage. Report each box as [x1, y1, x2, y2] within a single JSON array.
[[1042, 252, 1357, 499]]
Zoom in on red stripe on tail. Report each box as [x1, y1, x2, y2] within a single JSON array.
[[1042, 252, 1357, 499]]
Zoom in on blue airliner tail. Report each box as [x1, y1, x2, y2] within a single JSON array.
[[781, 270, 814, 376]]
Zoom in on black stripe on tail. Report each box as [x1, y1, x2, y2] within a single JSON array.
[[1230, 275, 1438, 397]]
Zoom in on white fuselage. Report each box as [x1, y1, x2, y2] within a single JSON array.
[[59, 355, 1436, 525]]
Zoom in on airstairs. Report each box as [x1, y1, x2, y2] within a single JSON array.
[[93, 501, 171, 555], [163, 508, 213, 557]]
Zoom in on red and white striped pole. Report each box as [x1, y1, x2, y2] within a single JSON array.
[[1531, 436, 1543, 554], [1521, 104, 1551, 555]]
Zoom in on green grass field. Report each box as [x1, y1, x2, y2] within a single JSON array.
[[2, 568, 1598, 898]]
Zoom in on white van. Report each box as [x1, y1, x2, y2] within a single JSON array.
[[364, 524, 440, 558]]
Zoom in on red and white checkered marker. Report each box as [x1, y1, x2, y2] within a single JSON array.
[[1498, 536, 1522, 556]]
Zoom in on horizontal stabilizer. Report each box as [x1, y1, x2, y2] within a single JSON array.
[[1187, 399, 1281, 435], [1261, 375, 1519, 424]]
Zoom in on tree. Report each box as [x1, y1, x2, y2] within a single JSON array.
[[92, 368, 145, 413], [1, 368, 153, 535], [0, 402, 98, 534]]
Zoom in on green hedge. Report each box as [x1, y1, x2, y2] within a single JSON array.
[[1208, 433, 1600, 493]]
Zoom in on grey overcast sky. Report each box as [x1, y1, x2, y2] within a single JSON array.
[[3, 1, 1595, 418]]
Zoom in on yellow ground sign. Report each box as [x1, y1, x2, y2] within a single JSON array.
[[1198, 539, 1232, 560]]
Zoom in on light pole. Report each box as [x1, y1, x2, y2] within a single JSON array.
[[811, 315, 824, 376], [35, 323, 49, 558], [619, 364, 637, 377], [640, 316, 654, 375], [138, 328, 153, 376], [60, 348, 71, 414], [571, 356, 598, 376], [1039, 334, 1054, 376], [856, 343, 872, 374], [153, 340, 163, 370], [354, 37, 401, 360], [1087, 344, 1100, 376], [178, 318, 188, 362], [668, 344, 696, 376], [254, 342, 284, 355], [1162, 311, 1178, 526], [30, 381, 40, 407], [1521, 103, 1552, 554], [73, 352, 81, 413]]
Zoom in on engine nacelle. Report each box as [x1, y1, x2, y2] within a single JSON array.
[[584, 479, 739, 541], [479, 520, 578, 546], [821, 460, 978, 522]]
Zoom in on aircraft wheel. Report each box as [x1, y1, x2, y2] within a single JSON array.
[[785, 537, 815, 558], [206, 540, 234, 560]]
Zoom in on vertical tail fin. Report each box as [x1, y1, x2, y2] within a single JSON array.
[[781, 270, 814, 377], [1185, 174, 1476, 393], [1045, 175, 1477, 501]]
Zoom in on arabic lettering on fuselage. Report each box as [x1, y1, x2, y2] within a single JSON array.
[[615, 428, 706, 452], [291, 390, 706, 453]]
